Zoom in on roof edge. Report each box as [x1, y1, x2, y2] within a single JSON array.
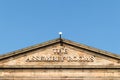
[[62, 38, 120, 60], [0, 38, 60, 60], [0, 38, 120, 60]]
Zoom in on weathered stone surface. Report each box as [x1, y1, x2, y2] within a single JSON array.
[[1, 69, 120, 80], [0, 38, 120, 80]]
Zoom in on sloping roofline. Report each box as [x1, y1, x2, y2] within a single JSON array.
[[0, 38, 120, 61]]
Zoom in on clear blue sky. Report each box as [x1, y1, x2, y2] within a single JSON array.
[[0, 0, 120, 55]]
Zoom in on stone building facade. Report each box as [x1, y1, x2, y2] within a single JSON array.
[[0, 38, 120, 80]]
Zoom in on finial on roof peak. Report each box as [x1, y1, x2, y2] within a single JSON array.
[[59, 32, 63, 46], [59, 32, 62, 39]]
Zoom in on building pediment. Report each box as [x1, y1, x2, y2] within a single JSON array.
[[0, 38, 120, 69]]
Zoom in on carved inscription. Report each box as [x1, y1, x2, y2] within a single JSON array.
[[26, 47, 95, 62], [53, 47, 68, 54], [26, 56, 95, 62]]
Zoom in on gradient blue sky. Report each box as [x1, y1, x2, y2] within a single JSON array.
[[0, 0, 120, 55]]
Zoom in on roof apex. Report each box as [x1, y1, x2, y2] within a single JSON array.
[[0, 38, 120, 60]]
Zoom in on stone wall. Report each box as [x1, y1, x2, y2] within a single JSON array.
[[1, 69, 120, 80], [0, 39, 120, 80]]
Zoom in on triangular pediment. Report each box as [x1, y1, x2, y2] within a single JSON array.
[[0, 38, 120, 68]]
